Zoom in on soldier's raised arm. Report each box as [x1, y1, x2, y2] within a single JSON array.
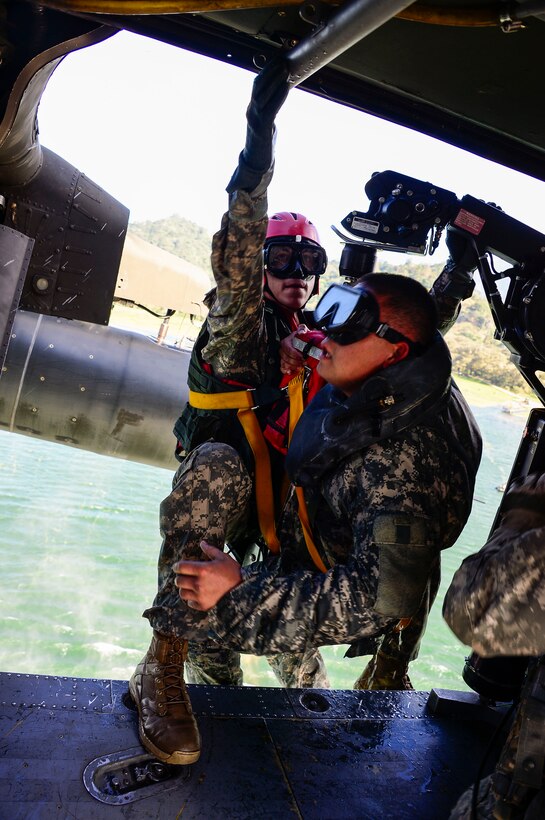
[[202, 58, 291, 380]]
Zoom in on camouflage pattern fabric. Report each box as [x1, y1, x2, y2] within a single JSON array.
[[444, 476, 545, 818], [353, 558, 441, 689], [145, 181, 478, 684], [448, 775, 497, 819], [185, 642, 329, 688], [354, 655, 414, 691], [197, 337, 480, 659], [144, 442, 253, 637], [146, 176, 329, 688], [201, 185, 271, 382], [346, 265, 475, 687], [186, 642, 243, 686], [430, 261, 474, 335], [143, 441, 327, 686], [266, 648, 330, 688], [443, 473, 545, 657], [449, 779, 545, 820], [205, 414, 479, 656], [145, 330, 480, 666]]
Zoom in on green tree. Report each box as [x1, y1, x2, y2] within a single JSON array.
[[129, 215, 214, 275]]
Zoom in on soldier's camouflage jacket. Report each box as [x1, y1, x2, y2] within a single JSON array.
[[167, 173, 481, 659], [443, 473, 545, 657], [204, 331, 482, 657], [200, 174, 275, 383]]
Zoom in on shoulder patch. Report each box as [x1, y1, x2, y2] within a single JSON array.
[[372, 512, 437, 618]]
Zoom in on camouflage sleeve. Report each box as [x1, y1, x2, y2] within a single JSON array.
[[201, 176, 272, 383], [207, 443, 441, 656], [208, 552, 394, 656], [443, 518, 545, 657], [443, 474, 545, 656]]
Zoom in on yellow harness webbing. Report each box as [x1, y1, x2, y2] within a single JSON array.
[[188, 376, 328, 572], [189, 387, 280, 554], [189, 388, 257, 410], [287, 373, 329, 573], [236, 406, 280, 554]]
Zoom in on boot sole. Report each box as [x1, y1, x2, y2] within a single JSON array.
[[128, 677, 201, 766]]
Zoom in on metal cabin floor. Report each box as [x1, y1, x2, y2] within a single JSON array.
[[0, 672, 503, 819]]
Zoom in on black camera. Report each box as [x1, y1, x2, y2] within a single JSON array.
[[335, 170, 459, 255], [336, 170, 545, 405]]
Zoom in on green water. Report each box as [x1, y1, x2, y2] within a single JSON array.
[[0, 384, 529, 691]]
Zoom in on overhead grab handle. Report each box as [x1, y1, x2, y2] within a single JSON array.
[[284, 0, 416, 88]]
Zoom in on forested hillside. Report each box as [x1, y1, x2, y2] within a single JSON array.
[[368, 258, 532, 396], [130, 215, 214, 275], [129, 215, 533, 397]]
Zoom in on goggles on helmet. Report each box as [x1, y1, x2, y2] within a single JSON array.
[[264, 240, 328, 279], [314, 283, 418, 349]]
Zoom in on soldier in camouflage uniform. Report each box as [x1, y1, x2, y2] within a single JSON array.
[[129, 55, 481, 764], [444, 473, 545, 819], [169, 61, 329, 690], [129, 59, 330, 764], [173, 202, 329, 689], [353, 226, 478, 690], [136, 271, 482, 765], [278, 226, 479, 691]]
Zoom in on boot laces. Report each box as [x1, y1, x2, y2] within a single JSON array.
[[159, 639, 192, 710]]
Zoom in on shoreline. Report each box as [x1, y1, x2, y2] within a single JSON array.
[[455, 374, 537, 409]]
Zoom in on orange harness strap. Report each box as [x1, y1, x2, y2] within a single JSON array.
[[236, 406, 280, 554], [287, 372, 328, 573], [189, 376, 328, 571]]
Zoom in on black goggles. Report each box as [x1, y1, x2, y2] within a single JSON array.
[[264, 240, 328, 279], [314, 283, 418, 349]]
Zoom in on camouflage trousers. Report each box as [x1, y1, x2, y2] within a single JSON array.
[[448, 774, 545, 819], [351, 557, 440, 690], [185, 641, 329, 688], [143, 442, 329, 689]]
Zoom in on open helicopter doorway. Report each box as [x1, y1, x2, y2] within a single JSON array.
[[1, 9, 545, 815]]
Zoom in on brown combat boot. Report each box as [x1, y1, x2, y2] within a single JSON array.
[[353, 651, 414, 691], [129, 631, 201, 765]]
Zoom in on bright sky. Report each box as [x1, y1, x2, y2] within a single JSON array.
[[39, 29, 545, 264]]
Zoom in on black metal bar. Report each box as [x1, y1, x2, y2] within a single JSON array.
[[285, 0, 417, 87]]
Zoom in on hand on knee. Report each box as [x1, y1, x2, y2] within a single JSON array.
[[173, 541, 242, 610]]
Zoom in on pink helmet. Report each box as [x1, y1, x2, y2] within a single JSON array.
[[266, 211, 321, 245]]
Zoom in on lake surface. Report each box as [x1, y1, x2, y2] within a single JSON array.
[[0, 381, 530, 691]]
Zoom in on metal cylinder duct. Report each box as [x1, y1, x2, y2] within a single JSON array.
[[0, 310, 191, 471], [0, 5, 115, 187]]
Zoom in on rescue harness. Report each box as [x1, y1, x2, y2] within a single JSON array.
[[188, 354, 328, 571]]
